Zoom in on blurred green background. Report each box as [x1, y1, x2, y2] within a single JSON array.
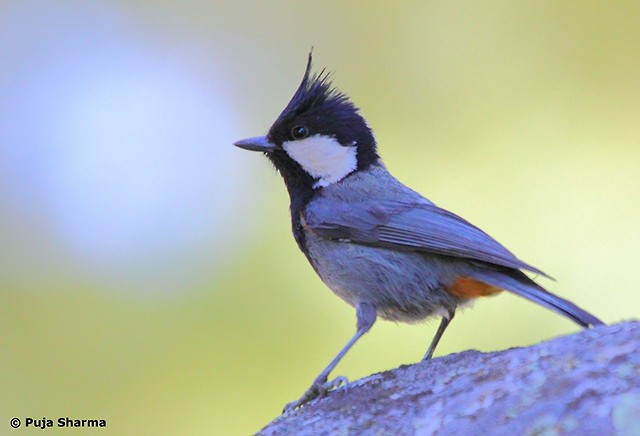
[[1, 1, 639, 434]]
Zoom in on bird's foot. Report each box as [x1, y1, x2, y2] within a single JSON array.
[[282, 375, 348, 414]]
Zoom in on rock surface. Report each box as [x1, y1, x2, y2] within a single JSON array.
[[259, 321, 640, 435]]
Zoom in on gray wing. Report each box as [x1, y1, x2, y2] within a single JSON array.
[[303, 199, 550, 277]]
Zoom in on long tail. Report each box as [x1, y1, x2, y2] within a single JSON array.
[[470, 269, 604, 328]]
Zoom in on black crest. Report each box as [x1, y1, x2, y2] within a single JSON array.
[[269, 51, 350, 132], [267, 51, 378, 167]]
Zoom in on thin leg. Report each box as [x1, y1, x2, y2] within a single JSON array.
[[422, 308, 455, 361], [283, 302, 377, 413]]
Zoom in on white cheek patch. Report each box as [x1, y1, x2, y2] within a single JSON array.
[[282, 134, 357, 188]]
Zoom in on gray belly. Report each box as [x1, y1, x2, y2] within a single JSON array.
[[304, 233, 469, 322]]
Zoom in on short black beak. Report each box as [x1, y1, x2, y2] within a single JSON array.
[[233, 135, 276, 152]]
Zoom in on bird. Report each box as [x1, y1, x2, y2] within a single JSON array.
[[233, 51, 604, 413]]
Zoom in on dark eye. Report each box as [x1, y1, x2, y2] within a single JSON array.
[[291, 125, 309, 140]]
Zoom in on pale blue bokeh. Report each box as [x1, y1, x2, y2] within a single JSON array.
[[0, 1, 256, 294]]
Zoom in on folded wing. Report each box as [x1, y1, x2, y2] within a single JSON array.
[[304, 199, 550, 277]]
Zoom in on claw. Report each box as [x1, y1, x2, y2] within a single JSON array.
[[326, 375, 348, 391], [282, 376, 349, 414]]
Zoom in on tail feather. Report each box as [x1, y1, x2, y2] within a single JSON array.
[[470, 269, 604, 328]]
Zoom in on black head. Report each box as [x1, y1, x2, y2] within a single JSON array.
[[234, 52, 379, 196]]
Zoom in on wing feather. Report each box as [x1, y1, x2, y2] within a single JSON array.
[[304, 199, 550, 277]]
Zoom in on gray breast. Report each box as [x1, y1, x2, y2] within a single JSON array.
[[304, 231, 469, 323]]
